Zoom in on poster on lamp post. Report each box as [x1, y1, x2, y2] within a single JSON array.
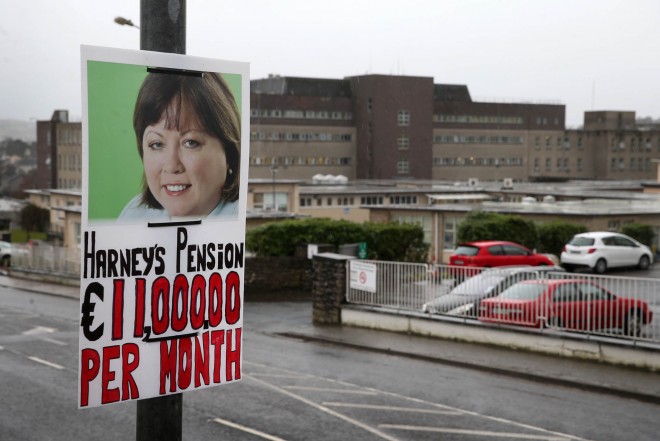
[[78, 46, 249, 408]]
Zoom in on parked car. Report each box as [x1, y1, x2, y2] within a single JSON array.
[[0, 241, 11, 267], [450, 241, 556, 269], [478, 279, 653, 336], [422, 265, 565, 316], [560, 232, 653, 274]]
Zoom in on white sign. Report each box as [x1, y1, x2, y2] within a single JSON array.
[[349, 261, 377, 293], [78, 46, 249, 408]]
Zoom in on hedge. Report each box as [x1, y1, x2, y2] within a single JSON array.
[[246, 218, 429, 262]]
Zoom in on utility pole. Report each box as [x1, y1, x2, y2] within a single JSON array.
[[136, 1, 186, 440]]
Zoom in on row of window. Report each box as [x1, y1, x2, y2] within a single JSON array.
[[533, 158, 580, 173], [57, 128, 82, 145], [298, 195, 417, 208], [534, 136, 582, 149], [251, 109, 353, 120], [435, 135, 524, 145], [610, 158, 653, 172], [250, 131, 353, 142], [250, 156, 352, 166], [434, 157, 523, 167], [611, 138, 660, 152], [57, 178, 81, 189], [434, 115, 524, 125], [58, 154, 82, 171]]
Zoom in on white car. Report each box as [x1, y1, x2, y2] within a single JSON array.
[[0, 241, 11, 267], [560, 232, 653, 274]]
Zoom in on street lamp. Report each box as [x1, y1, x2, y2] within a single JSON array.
[[114, 16, 140, 29]]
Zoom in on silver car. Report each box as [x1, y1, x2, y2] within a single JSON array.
[[422, 266, 565, 316]]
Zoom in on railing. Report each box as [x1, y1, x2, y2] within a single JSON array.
[[9, 243, 80, 277], [346, 261, 660, 344]]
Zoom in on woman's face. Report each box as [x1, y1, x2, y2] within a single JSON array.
[[142, 101, 228, 217]]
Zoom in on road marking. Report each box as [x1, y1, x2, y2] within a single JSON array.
[[323, 402, 462, 415], [28, 356, 64, 370], [212, 417, 287, 441], [43, 338, 67, 346], [247, 374, 400, 441], [249, 373, 309, 379], [284, 386, 378, 395], [380, 425, 571, 440], [23, 326, 56, 335]]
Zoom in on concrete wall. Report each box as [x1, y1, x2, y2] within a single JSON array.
[[341, 306, 660, 371]]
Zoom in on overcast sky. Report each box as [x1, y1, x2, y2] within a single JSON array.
[[1, 0, 659, 127]]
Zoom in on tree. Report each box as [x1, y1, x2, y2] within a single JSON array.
[[20, 204, 50, 236]]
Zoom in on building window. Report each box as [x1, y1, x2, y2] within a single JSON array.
[[397, 110, 410, 126], [577, 158, 583, 171], [397, 158, 410, 174], [397, 134, 409, 150], [545, 158, 551, 171], [300, 197, 312, 207]]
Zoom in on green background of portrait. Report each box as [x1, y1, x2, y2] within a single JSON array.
[[86, 60, 243, 221]]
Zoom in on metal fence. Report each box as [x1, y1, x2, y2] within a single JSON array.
[[346, 261, 660, 344], [9, 243, 80, 277]]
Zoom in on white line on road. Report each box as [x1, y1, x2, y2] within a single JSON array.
[[212, 417, 287, 441], [379, 425, 571, 440], [23, 326, 56, 335], [248, 374, 400, 441], [28, 356, 64, 370], [43, 338, 67, 346], [323, 402, 462, 415], [284, 386, 378, 395]]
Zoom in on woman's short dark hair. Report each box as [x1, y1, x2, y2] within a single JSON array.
[[133, 71, 241, 208]]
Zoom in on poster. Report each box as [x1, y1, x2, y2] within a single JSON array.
[[349, 261, 377, 293], [78, 46, 249, 408]]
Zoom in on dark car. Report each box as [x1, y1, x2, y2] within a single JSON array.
[[450, 241, 556, 269], [422, 266, 565, 316], [479, 279, 653, 336]]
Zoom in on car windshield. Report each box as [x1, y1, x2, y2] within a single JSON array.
[[499, 283, 547, 300], [569, 237, 595, 246], [452, 274, 505, 295], [454, 245, 479, 256]]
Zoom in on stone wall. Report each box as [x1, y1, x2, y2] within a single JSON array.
[[312, 253, 354, 324], [244, 256, 313, 300]]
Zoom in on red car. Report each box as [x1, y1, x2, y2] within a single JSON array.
[[450, 241, 555, 268], [479, 279, 653, 336]]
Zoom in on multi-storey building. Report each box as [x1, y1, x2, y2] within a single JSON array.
[[251, 75, 660, 183], [36, 110, 82, 190]]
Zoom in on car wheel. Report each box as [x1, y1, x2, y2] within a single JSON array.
[[638, 255, 650, 271], [624, 310, 642, 337], [593, 259, 607, 274], [0, 256, 9, 267]]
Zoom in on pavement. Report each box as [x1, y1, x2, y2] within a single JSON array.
[[1, 272, 659, 405]]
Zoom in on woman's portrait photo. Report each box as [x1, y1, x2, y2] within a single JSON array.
[[119, 71, 241, 221], [85, 55, 244, 224]]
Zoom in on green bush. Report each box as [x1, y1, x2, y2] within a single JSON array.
[[620, 223, 656, 247], [537, 221, 587, 256], [246, 218, 429, 262], [457, 211, 538, 249]]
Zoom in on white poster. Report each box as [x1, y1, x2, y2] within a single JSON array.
[[78, 46, 249, 408], [349, 260, 377, 293]]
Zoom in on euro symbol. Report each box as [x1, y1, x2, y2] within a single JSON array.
[[81, 282, 104, 341]]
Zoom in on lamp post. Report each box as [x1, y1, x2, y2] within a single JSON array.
[[270, 165, 278, 211], [116, 2, 186, 440], [114, 16, 140, 29]]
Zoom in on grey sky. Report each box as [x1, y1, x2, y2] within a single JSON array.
[[1, 0, 659, 127]]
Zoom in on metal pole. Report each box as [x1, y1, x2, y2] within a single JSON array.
[[140, 0, 186, 54], [136, 1, 185, 440]]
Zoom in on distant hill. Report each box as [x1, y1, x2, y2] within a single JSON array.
[[0, 120, 36, 142]]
